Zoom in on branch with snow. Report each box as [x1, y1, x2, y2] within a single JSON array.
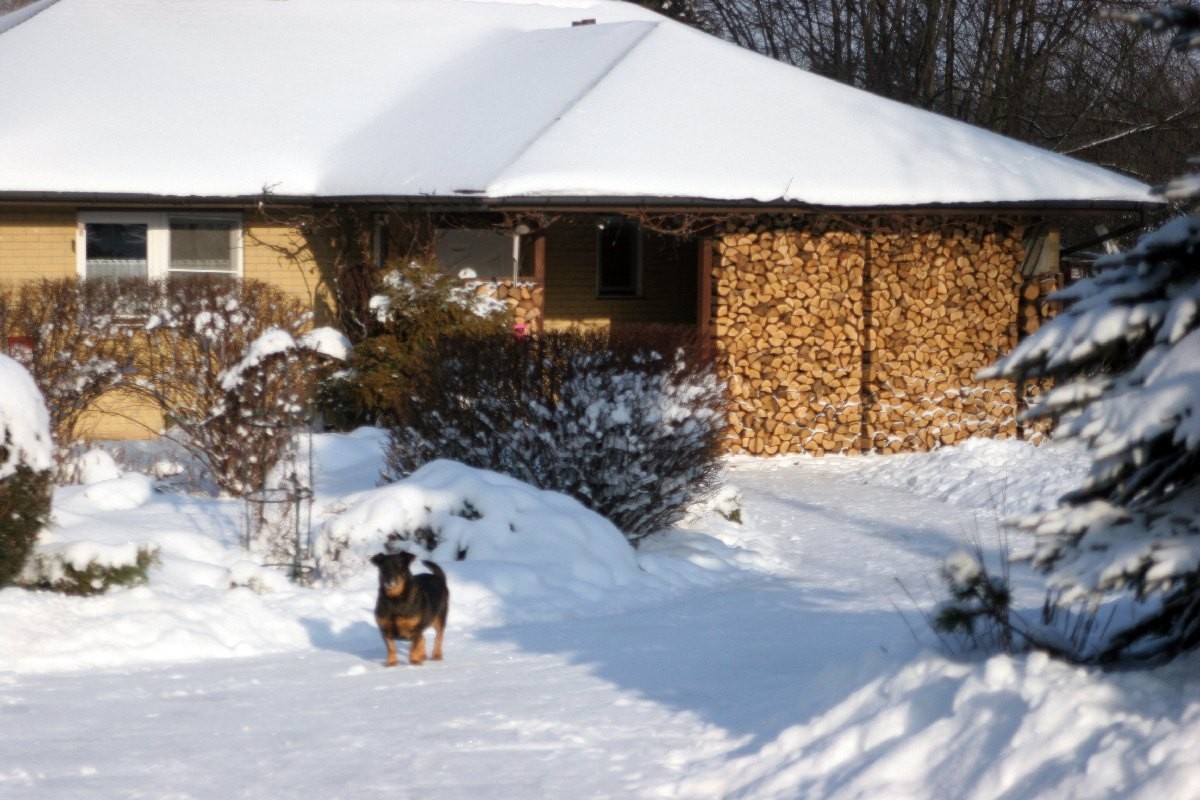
[[974, 4, 1200, 663]]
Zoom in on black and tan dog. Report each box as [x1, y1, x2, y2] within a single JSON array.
[[369, 551, 449, 667]]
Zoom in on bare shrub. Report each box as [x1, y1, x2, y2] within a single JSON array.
[[0, 278, 144, 463], [129, 276, 319, 497]]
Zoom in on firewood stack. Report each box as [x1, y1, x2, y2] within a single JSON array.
[[1018, 274, 1062, 336], [474, 281, 544, 332], [713, 216, 1028, 455]]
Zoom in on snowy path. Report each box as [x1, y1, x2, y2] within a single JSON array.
[[1, 459, 979, 800]]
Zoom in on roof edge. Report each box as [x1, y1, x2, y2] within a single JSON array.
[[0, 191, 1162, 216]]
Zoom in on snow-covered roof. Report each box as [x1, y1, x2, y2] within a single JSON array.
[[0, 0, 1153, 208]]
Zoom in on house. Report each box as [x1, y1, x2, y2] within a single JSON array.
[[0, 0, 1154, 453]]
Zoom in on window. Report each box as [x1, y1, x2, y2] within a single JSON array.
[[435, 228, 523, 281], [84, 221, 149, 279], [597, 217, 640, 297], [78, 212, 242, 280], [371, 214, 390, 268]]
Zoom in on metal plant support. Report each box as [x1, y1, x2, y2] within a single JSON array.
[[241, 429, 315, 583]]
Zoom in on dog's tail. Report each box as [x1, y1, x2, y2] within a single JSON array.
[[422, 560, 447, 584]]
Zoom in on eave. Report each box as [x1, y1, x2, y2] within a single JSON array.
[[0, 191, 1161, 218]]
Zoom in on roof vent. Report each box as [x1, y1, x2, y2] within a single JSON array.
[[572, 18, 596, 26]]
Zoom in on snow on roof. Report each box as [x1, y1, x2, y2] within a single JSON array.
[[0, 0, 1152, 207]]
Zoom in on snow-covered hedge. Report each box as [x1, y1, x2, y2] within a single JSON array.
[[20, 542, 158, 596], [386, 326, 726, 544]]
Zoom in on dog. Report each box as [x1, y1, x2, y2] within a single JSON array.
[[370, 551, 449, 666]]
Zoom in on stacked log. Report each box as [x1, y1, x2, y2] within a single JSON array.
[[714, 218, 864, 456], [864, 223, 1023, 453], [472, 280, 544, 332], [713, 216, 1027, 455], [1018, 274, 1062, 336], [1012, 274, 1064, 445]]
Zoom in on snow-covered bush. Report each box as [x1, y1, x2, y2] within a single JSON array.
[[0, 278, 142, 466], [933, 546, 1016, 653], [978, 5, 1200, 663], [130, 277, 339, 498], [387, 326, 726, 544], [317, 261, 512, 429], [316, 459, 639, 591], [0, 354, 54, 586], [20, 543, 158, 596]]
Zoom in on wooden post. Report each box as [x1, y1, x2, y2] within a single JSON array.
[[697, 237, 713, 336], [533, 232, 546, 332]]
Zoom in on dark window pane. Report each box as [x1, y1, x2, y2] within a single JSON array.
[[597, 219, 639, 297], [85, 223, 148, 279]]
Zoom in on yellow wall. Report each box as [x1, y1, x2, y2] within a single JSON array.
[[543, 219, 698, 326], [242, 214, 333, 321], [0, 209, 76, 281], [76, 389, 162, 442]]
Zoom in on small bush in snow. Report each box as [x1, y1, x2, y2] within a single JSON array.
[[0, 354, 54, 586], [0, 466, 53, 587], [20, 545, 158, 596], [226, 560, 293, 594], [933, 547, 1016, 652], [317, 261, 512, 429], [386, 325, 727, 544], [926, 533, 1121, 664]]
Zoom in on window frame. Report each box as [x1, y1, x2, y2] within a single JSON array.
[[434, 227, 523, 282], [76, 210, 244, 280]]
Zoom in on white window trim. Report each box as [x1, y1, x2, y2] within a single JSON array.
[[76, 211, 244, 280]]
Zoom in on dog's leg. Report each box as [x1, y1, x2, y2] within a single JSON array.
[[378, 625, 399, 667], [431, 616, 445, 661], [409, 634, 427, 665]]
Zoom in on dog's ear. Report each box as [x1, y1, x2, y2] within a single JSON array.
[[398, 551, 417, 569], [370, 553, 385, 566]]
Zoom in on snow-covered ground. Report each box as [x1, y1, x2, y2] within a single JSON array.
[[2, 432, 1196, 799]]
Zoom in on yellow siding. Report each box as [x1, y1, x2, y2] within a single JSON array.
[[0, 209, 76, 282], [543, 219, 697, 326], [243, 216, 333, 322], [76, 389, 163, 441]]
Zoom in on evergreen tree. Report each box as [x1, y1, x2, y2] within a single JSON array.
[[0, 354, 53, 586], [981, 4, 1200, 663]]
